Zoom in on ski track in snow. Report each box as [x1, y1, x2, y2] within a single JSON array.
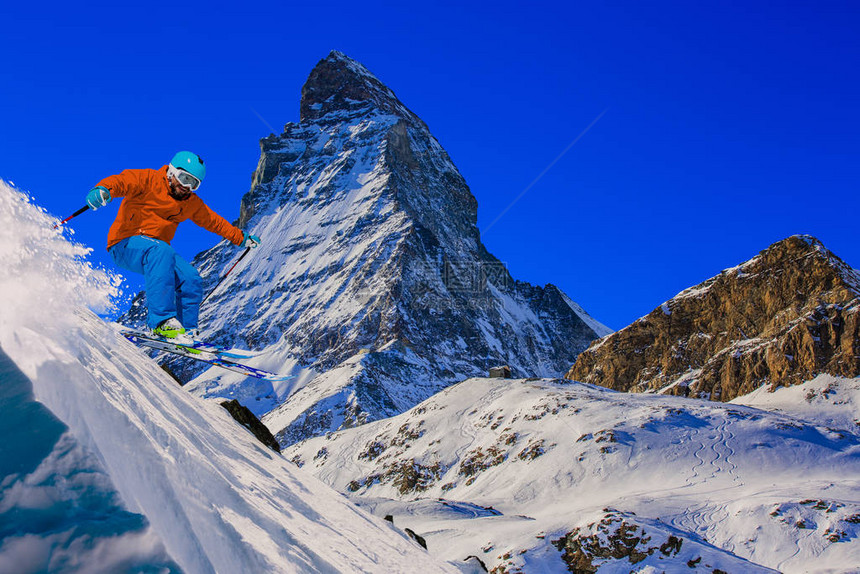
[[454, 406, 479, 463], [778, 541, 804, 573], [667, 412, 744, 546]]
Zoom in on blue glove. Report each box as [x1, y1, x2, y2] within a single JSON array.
[[86, 186, 112, 210], [241, 232, 261, 248]]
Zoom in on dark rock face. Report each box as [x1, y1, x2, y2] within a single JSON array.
[[220, 399, 280, 453], [404, 528, 427, 550], [299, 51, 423, 125], [567, 236, 860, 401]]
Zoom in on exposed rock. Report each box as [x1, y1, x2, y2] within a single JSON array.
[[459, 446, 507, 479], [517, 439, 551, 461], [405, 527, 428, 549], [220, 399, 281, 453], [299, 50, 424, 126], [567, 236, 860, 401], [549, 510, 761, 573], [350, 458, 446, 495], [552, 514, 656, 572]]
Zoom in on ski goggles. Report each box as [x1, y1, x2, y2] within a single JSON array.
[[167, 164, 201, 191]]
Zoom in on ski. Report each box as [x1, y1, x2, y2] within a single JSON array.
[[118, 328, 256, 359], [121, 330, 293, 382]]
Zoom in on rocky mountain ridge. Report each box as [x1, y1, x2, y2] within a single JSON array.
[[567, 235, 860, 401]]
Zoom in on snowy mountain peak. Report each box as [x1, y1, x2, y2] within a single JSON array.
[[300, 50, 422, 125], [163, 52, 608, 444]]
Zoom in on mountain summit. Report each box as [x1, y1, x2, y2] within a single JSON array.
[[177, 51, 609, 444], [299, 50, 420, 123]]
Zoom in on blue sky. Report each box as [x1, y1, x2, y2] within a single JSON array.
[[1, 1, 858, 330]]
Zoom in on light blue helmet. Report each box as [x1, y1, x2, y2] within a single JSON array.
[[169, 151, 206, 182]]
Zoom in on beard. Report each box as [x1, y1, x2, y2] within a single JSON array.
[[168, 181, 192, 201]]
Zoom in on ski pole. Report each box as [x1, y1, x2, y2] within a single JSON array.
[[201, 246, 251, 304], [53, 205, 90, 229]]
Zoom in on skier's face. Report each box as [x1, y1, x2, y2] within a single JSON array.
[[167, 175, 193, 200]]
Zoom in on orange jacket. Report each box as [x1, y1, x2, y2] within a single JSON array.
[[98, 166, 244, 250]]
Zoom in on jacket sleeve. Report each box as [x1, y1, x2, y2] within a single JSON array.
[[96, 169, 149, 199], [189, 199, 245, 246]]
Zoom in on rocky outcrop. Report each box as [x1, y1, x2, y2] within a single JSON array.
[[220, 399, 281, 453], [551, 511, 683, 573], [567, 235, 860, 401], [547, 510, 770, 574]]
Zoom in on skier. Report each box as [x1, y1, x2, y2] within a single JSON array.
[[86, 151, 260, 343]]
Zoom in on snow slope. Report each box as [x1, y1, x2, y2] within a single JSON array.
[[733, 374, 860, 432], [0, 180, 457, 573], [286, 376, 860, 573]]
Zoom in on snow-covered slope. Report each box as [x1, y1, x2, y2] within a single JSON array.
[[732, 373, 860, 431], [0, 180, 457, 573], [286, 375, 860, 573], [137, 51, 608, 445]]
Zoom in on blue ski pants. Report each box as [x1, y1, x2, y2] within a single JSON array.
[[109, 236, 203, 330]]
